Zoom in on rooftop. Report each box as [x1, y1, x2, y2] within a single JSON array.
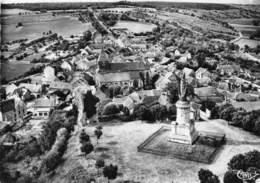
[[99, 62, 150, 73], [0, 99, 15, 113], [96, 71, 140, 83]]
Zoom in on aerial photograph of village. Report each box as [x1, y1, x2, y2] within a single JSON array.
[[0, 0, 260, 182]]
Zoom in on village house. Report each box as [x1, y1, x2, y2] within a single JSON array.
[[195, 67, 211, 80], [96, 50, 150, 88], [30, 97, 55, 119], [19, 83, 42, 98], [61, 60, 73, 71], [0, 99, 15, 122], [217, 64, 241, 76], [13, 96, 27, 124], [42, 66, 56, 83], [49, 81, 72, 92], [155, 72, 177, 91], [195, 86, 225, 103]]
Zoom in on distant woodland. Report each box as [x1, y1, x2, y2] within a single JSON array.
[[2, 1, 236, 11]]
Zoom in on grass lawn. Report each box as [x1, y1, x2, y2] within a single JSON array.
[[43, 119, 260, 183]]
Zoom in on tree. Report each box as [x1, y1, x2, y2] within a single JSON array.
[[242, 113, 255, 132], [219, 106, 236, 121], [145, 72, 151, 89], [103, 164, 118, 183], [102, 103, 120, 116], [17, 22, 23, 27], [79, 130, 90, 144], [253, 117, 260, 136], [165, 81, 179, 104], [228, 153, 247, 170], [84, 90, 100, 119], [231, 111, 244, 127], [223, 171, 242, 183], [244, 45, 250, 52], [83, 30, 92, 42], [244, 150, 260, 169], [141, 108, 154, 122], [198, 169, 220, 183], [95, 158, 105, 175], [133, 79, 139, 88], [81, 142, 94, 156], [94, 126, 103, 144]]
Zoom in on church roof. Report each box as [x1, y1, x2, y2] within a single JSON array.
[[96, 71, 140, 83], [99, 62, 150, 73], [98, 49, 110, 62]]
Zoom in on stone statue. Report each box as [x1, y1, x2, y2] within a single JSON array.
[[177, 73, 188, 101]]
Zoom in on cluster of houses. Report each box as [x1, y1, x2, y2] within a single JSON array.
[[1, 7, 260, 147]]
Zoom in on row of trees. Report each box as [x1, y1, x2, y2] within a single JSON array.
[[41, 128, 69, 173], [0, 106, 79, 182], [198, 150, 260, 183], [98, 12, 118, 26], [132, 103, 176, 122], [79, 127, 119, 182], [211, 103, 260, 136]]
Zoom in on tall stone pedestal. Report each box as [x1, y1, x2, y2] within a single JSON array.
[[168, 100, 198, 145]]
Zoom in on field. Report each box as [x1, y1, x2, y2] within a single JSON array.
[[233, 38, 259, 48], [156, 11, 237, 36], [34, 120, 260, 183], [102, 7, 135, 12], [0, 62, 37, 80], [2, 12, 94, 42], [224, 18, 259, 37], [112, 21, 157, 33]]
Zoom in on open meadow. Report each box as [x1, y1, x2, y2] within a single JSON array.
[[112, 21, 157, 33], [2, 13, 94, 42]]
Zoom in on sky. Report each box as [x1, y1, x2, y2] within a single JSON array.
[[2, 0, 260, 4]]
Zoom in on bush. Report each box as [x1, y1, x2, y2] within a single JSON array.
[[81, 142, 94, 156], [102, 103, 120, 115], [198, 169, 220, 183], [41, 150, 62, 173], [95, 158, 105, 169], [244, 150, 260, 169], [223, 171, 242, 183], [41, 128, 69, 173], [228, 153, 247, 171], [103, 164, 118, 181], [80, 130, 90, 144], [242, 114, 255, 132]]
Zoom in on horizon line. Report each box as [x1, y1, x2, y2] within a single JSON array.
[[2, 0, 260, 5]]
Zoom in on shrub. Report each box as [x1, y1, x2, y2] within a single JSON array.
[[41, 151, 62, 173], [102, 103, 120, 116], [95, 158, 105, 170], [228, 153, 247, 171], [79, 130, 90, 144], [242, 114, 255, 132], [198, 169, 220, 183], [223, 171, 242, 183], [84, 91, 100, 119], [94, 128, 103, 144], [103, 164, 118, 182], [244, 150, 260, 169], [41, 128, 68, 173], [81, 142, 94, 156]]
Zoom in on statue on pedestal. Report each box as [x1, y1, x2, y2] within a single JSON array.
[[177, 73, 188, 102], [169, 72, 198, 144]]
